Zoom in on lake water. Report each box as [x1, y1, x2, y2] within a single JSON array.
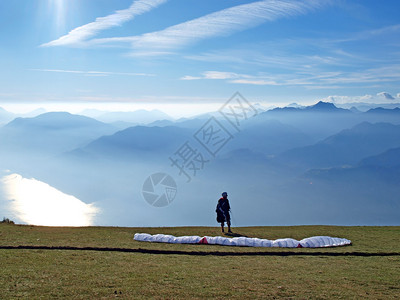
[[0, 171, 99, 226]]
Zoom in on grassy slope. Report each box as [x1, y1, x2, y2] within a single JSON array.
[[1, 224, 399, 299]]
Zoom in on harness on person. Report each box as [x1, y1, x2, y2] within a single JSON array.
[[216, 198, 229, 223]]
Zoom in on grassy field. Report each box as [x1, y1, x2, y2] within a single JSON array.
[[1, 224, 399, 299]]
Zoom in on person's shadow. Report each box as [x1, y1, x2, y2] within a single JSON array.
[[224, 232, 248, 237]]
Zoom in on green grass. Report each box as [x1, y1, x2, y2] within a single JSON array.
[[1, 224, 399, 299]]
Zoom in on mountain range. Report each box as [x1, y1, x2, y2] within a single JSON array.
[[0, 107, 47, 126], [70, 125, 192, 162], [1, 101, 400, 226], [0, 112, 117, 160], [276, 122, 400, 169], [81, 109, 173, 125]]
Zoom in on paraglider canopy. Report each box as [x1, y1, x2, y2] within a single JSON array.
[[134, 233, 351, 248]]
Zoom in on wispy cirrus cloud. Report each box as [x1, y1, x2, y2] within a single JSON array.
[[181, 63, 400, 88], [337, 24, 400, 44], [181, 71, 240, 80], [231, 79, 279, 85], [86, 0, 331, 52], [202, 71, 240, 80], [30, 69, 155, 77], [41, 0, 168, 47], [181, 70, 279, 85], [185, 22, 400, 69], [321, 92, 400, 105]]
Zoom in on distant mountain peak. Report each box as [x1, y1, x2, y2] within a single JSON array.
[[286, 103, 304, 109], [268, 101, 349, 114], [6, 111, 109, 130], [366, 107, 400, 114], [308, 101, 338, 111], [349, 106, 361, 113], [0, 107, 15, 120], [36, 111, 72, 118]]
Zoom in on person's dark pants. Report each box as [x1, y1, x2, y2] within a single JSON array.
[[225, 213, 231, 226]]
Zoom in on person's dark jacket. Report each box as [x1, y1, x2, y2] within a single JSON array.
[[216, 198, 230, 223]]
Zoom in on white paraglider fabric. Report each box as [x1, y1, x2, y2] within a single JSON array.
[[134, 233, 202, 244], [134, 233, 351, 248]]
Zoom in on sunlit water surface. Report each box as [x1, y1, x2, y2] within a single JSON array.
[[0, 172, 99, 226]]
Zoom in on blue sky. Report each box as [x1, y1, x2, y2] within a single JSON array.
[[1, 0, 400, 115]]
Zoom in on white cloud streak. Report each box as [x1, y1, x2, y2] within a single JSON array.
[[320, 93, 400, 105], [89, 0, 330, 52], [30, 69, 155, 77], [180, 70, 279, 85], [41, 0, 168, 47], [202, 71, 239, 80], [181, 64, 400, 88], [231, 79, 279, 85]]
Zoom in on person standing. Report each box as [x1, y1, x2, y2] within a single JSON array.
[[216, 192, 232, 233]]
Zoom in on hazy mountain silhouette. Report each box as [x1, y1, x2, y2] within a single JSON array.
[[303, 145, 400, 196], [149, 118, 210, 129], [361, 107, 400, 125], [70, 125, 192, 161], [366, 107, 400, 115], [70, 114, 314, 162], [149, 112, 219, 129], [304, 101, 351, 113], [337, 102, 400, 111], [269, 101, 350, 114], [362, 107, 400, 125], [256, 102, 359, 141], [95, 109, 173, 124], [286, 102, 305, 109], [276, 122, 400, 169], [0, 107, 15, 125], [0, 112, 117, 158], [20, 108, 47, 118], [359, 146, 400, 168], [2, 103, 400, 226], [148, 119, 176, 127], [226, 119, 313, 155], [349, 106, 362, 113], [0, 107, 47, 126]]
